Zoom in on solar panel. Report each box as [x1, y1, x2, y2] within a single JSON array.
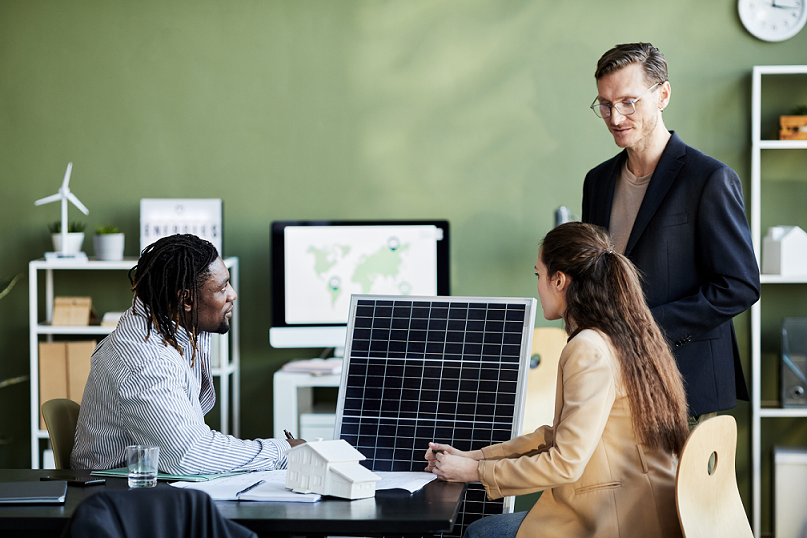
[[335, 295, 537, 538]]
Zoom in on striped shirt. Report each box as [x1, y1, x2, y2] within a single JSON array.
[[70, 299, 290, 474]]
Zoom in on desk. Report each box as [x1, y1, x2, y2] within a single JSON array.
[[0, 469, 466, 537]]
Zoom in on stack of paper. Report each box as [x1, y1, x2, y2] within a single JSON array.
[[170, 470, 436, 502], [281, 358, 343, 375]]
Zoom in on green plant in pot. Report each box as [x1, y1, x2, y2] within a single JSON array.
[[93, 226, 125, 261], [48, 221, 86, 254]]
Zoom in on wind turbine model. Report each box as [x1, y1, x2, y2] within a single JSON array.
[[35, 162, 90, 261]]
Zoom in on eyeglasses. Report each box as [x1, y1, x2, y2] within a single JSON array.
[[590, 82, 661, 119]]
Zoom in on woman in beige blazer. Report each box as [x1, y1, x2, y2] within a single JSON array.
[[425, 222, 689, 538]]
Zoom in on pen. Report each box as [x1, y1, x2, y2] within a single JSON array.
[[236, 480, 266, 497], [284, 429, 295, 440]]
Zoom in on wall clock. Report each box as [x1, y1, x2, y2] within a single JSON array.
[[738, 0, 807, 41]]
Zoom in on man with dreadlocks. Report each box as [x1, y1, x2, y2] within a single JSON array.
[[71, 234, 303, 474]]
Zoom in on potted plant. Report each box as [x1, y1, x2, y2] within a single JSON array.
[[780, 105, 807, 141], [93, 226, 125, 261], [48, 221, 86, 254]]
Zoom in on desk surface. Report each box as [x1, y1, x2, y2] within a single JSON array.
[[0, 469, 466, 537]]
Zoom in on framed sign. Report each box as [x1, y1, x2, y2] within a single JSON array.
[[140, 199, 223, 256]]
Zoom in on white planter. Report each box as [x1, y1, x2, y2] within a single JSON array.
[[51, 232, 85, 254], [93, 233, 125, 261]]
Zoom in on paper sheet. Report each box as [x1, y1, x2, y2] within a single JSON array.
[[171, 470, 436, 500], [374, 471, 436, 493], [171, 470, 319, 502]]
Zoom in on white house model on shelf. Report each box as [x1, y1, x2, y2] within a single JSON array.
[[762, 226, 807, 276], [285, 439, 380, 499]]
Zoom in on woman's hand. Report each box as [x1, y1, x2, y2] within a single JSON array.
[[424, 442, 482, 482]]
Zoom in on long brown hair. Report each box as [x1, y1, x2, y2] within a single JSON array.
[[541, 222, 688, 455]]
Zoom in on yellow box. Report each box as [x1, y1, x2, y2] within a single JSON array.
[[38, 340, 96, 430], [780, 115, 807, 141], [38, 343, 68, 430], [52, 297, 92, 326], [66, 341, 96, 405]]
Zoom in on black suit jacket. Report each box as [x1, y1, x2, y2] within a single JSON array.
[[582, 132, 760, 416], [61, 487, 257, 538]]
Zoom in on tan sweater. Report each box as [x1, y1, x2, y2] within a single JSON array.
[[477, 329, 682, 538], [609, 162, 652, 254]]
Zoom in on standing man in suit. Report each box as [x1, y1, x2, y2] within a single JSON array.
[[582, 43, 760, 425]]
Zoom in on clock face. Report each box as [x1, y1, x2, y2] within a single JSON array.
[[739, 0, 807, 41]]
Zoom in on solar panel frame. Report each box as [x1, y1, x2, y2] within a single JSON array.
[[335, 294, 537, 537]]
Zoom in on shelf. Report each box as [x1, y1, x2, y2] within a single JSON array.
[[750, 64, 807, 538], [759, 408, 807, 418], [760, 275, 807, 284], [754, 65, 807, 75], [29, 258, 138, 270], [757, 140, 807, 150], [36, 324, 116, 335]]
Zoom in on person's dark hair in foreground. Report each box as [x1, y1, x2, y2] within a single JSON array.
[[129, 234, 219, 366]]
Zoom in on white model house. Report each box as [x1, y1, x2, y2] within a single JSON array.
[[763, 226, 807, 276], [285, 439, 381, 499]]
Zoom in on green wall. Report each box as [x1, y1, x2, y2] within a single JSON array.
[[1, 1, 806, 533]]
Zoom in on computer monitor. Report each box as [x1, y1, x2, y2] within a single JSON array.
[[270, 220, 450, 356]]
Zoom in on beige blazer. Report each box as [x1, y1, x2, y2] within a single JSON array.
[[477, 329, 682, 538]]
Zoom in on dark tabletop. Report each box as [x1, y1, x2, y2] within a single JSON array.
[[0, 468, 466, 537]]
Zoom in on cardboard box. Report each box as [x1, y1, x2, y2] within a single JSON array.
[[780, 115, 807, 141], [38, 343, 68, 430], [66, 341, 95, 404], [51, 297, 92, 326], [38, 341, 95, 429]]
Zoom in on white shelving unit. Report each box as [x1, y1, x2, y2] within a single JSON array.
[[750, 65, 807, 538], [28, 256, 240, 469], [272, 370, 340, 440]]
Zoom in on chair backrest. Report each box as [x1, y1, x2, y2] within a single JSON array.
[[41, 398, 80, 470], [675, 415, 752, 538], [521, 327, 567, 434]]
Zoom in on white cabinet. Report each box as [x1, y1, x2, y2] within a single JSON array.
[[750, 65, 807, 538], [28, 257, 240, 468], [272, 370, 339, 441]]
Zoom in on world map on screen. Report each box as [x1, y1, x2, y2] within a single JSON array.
[[284, 226, 440, 325]]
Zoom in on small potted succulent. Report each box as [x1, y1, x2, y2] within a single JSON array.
[[48, 221, 86, 254], [93, 226, 125, 261]]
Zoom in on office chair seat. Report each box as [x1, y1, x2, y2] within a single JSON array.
[[522, 327, 567, 434], [41, 398, 80, 470]]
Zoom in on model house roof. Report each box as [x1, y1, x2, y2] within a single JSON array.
[[289, 439, 367, 462], [330, 462, 381, 483]]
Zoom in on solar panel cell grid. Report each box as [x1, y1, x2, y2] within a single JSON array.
[[336, 295, 536, 537]]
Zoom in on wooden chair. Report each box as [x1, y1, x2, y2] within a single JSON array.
[[41, 398, 80, 469], [521, 327, 567, 435], [675, 415, 752, 538]]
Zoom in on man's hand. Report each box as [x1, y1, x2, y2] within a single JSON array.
[[287, 438, 306, 447], [424, 442, 482, 482]]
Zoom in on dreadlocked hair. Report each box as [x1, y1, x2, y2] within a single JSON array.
[[129, 234, 219, 367], [541, 222, 689, 456]]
